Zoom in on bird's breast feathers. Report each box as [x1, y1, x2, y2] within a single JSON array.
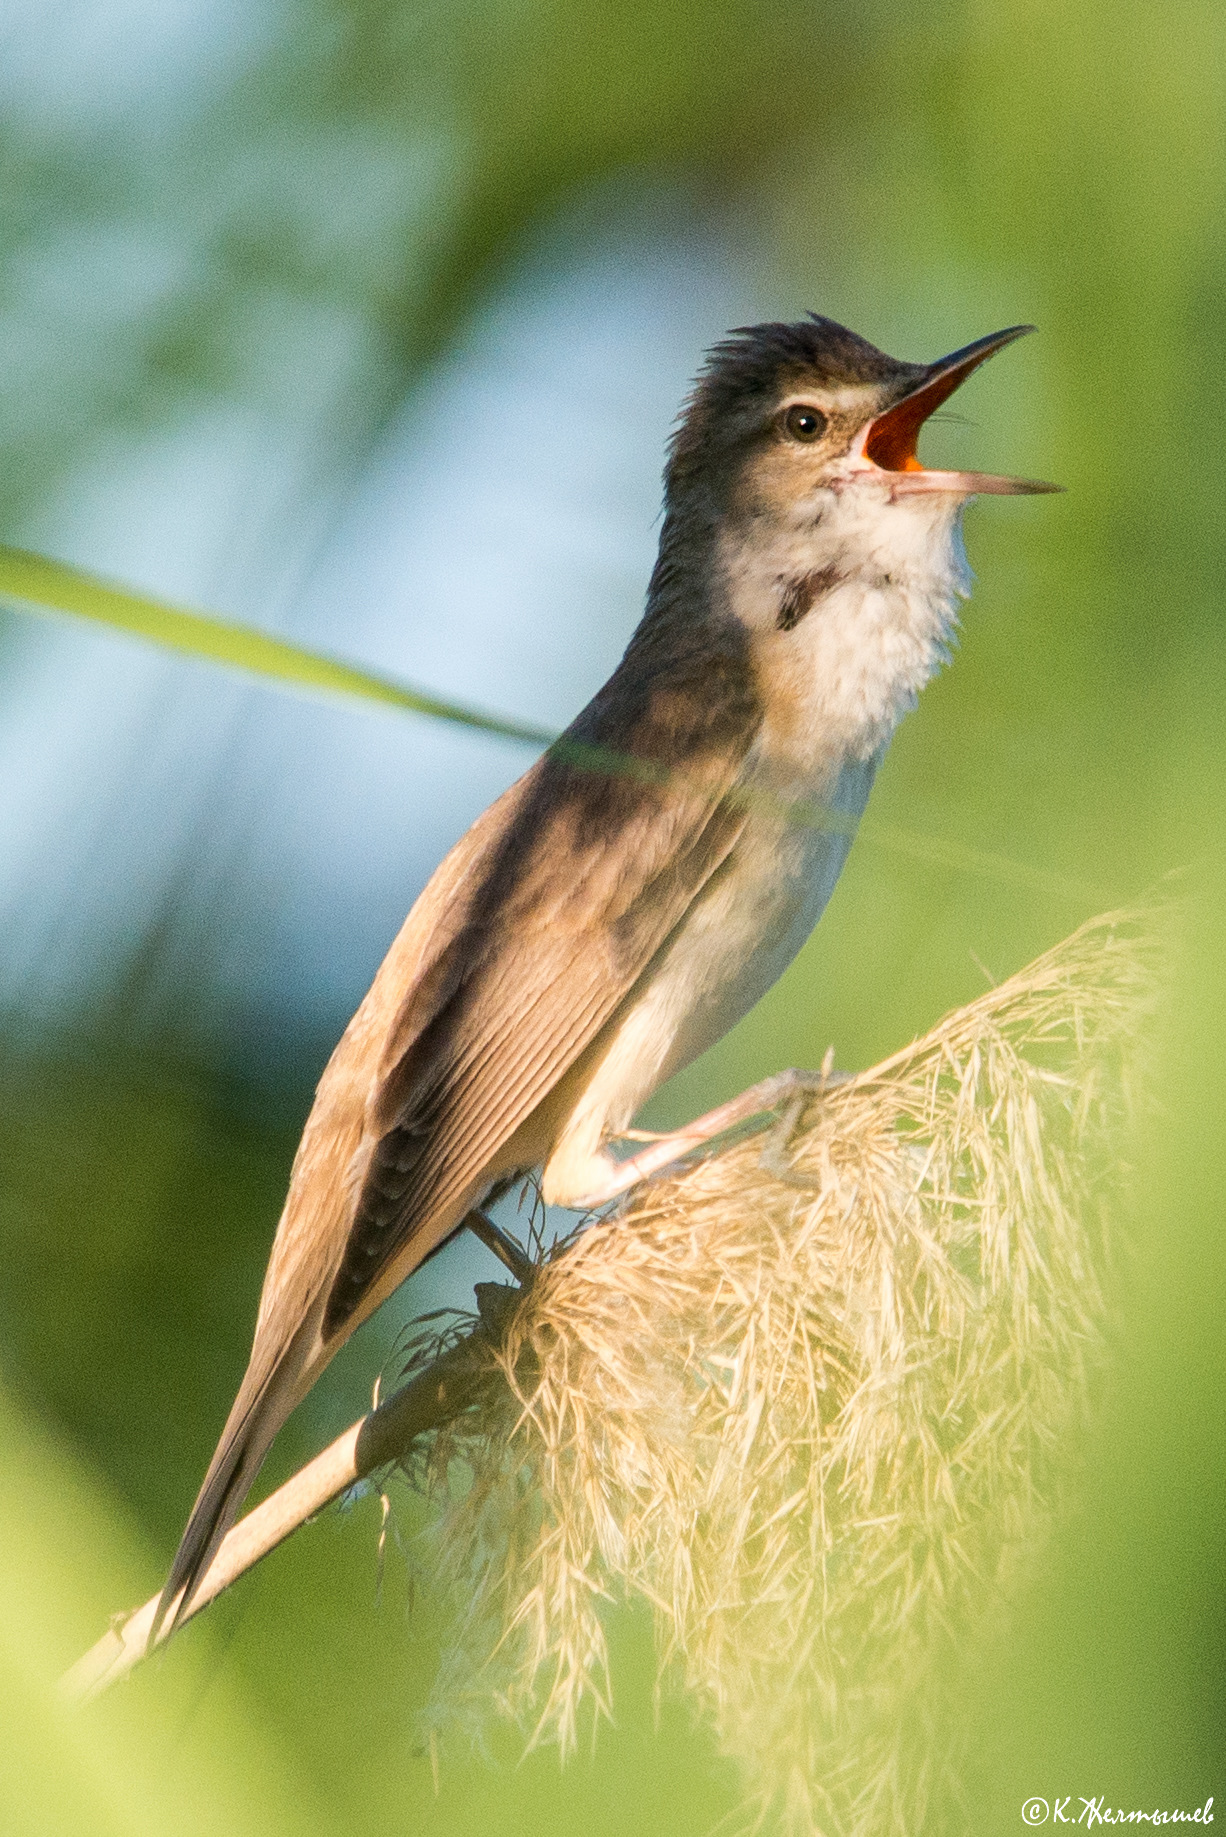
[[722, 480, 971, 772]]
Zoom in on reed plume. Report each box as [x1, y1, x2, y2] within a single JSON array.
[[406, 908, 1162, 1835]]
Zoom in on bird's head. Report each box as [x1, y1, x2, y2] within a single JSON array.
[[634, 315, 1059, 761], [641, 315, 1060, 761], [666, 314, 1059, 521]]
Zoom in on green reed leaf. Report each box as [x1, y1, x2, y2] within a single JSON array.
[[0, 544, 555, 748]]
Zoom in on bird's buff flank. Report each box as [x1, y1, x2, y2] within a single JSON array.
[[153, 313, 1058, 1641]]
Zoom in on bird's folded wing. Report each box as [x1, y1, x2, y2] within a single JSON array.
[[321, 745, 753, 1337], [321, 735, 752, 1335], [153, 715, 755, 1637]]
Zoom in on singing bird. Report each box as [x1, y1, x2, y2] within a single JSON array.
[[157, 314, 1057, 1633]]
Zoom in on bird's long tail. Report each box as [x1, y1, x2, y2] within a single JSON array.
[[149, 1311, 323, 1648]]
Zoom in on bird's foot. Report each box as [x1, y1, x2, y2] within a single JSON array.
[[756, 1052, 847, 1191], [757, 1072, 845, 1190]]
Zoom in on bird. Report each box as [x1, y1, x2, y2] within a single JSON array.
[[155, 312, 1058, 1637]]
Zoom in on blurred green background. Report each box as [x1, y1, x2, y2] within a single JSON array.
[[0, 1, 1222, 1831]]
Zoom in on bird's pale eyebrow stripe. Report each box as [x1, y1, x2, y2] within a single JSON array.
[[776, 563, 845, 631]]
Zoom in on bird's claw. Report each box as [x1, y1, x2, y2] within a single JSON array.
[[757, 1058, 848, 1191]]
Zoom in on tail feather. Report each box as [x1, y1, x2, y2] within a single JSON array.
[[151, 1310, 323, 1646]]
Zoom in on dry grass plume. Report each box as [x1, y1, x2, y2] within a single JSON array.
[[397, 908, 1163, 1835]]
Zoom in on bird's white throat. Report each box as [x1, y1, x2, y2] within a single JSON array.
[[723, 484, 972, 772]]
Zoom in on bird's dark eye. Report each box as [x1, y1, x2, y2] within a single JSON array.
[[783, 404, 828, 443]]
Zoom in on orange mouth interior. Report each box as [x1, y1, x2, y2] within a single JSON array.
[[864, 355, 989, 473]]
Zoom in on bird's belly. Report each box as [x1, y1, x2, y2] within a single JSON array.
[[645, 776, 868, 1087], [539, 753, 877, 1208]]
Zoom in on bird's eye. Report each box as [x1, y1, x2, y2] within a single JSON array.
[[783, 403, 828, 443]]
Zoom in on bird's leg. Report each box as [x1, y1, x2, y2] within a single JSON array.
[[577, 1057, 846, 1208], [463, 1208, 535, 1285]]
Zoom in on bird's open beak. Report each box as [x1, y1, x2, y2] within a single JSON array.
[[857, 325, 1062, 496]]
